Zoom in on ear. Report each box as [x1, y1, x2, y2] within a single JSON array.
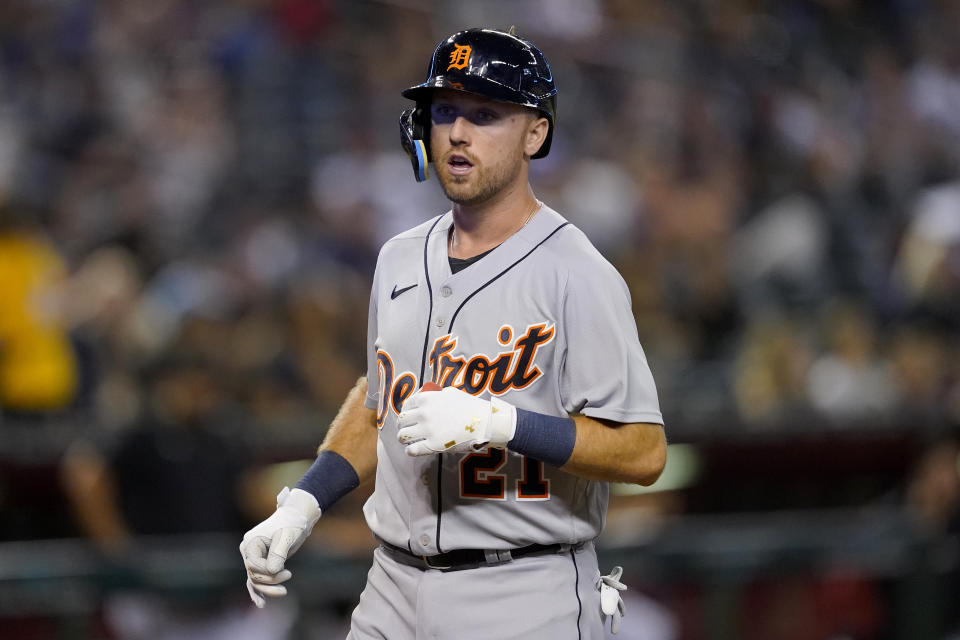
[[523, 116, 550, 158]]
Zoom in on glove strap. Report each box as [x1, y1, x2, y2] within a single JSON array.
[[488, 397, 518, 447]]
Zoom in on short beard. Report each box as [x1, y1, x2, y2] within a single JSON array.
[[437, 149, 525, 207]]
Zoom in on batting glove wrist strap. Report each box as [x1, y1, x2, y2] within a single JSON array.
[[488, 397, 518, 446], [277, 486, 322, 521]]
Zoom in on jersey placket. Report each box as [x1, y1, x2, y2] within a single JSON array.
[[407, 210, 576, 555], [407, 219, 460, 556]]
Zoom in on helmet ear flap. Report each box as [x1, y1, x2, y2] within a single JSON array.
[[399, 103, 432, 182]]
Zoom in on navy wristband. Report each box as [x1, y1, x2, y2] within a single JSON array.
[[507, 409, 577, 468], [294, 450, 360, 512]]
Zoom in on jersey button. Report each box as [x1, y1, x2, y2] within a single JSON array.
[[436, 318, 445, 328], [440, 285, 452, 298], [419, 534, 431, 546], [421, 473, 430, 486]]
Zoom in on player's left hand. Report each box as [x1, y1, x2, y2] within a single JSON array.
[[598, 566, 627, 634], [397, 385, 517, 456]]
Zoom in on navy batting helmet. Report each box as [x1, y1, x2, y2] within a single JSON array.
[[399, 28, 558, 182]]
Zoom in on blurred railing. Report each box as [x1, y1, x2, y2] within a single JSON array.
[[1, 413, 957, 637], [0, 508, 956, 639]]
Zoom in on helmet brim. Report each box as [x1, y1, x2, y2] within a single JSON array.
[[402, 75, 543, 112]]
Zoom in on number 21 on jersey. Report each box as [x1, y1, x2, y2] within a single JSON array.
[[459, 449, 550, 500]]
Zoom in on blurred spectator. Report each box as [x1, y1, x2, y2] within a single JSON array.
[[281, 274, 367, 412], [2, 0, 959, 440], [64, 244, 149, 425], [892, 180, 960, 327], [60, 352, 296, 639], [733, 314, 814, 425], [0, 205, 78, 413], [805, 299, 895, 422], [904, 437, 960, 537], [901, 436, 960, 637], [886, 322, 953, 426], [730, 193, 828, 311], [61, 353, 248, 550], [559, 156, 641, 253]]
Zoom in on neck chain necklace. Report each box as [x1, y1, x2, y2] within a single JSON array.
[[449, 199, 542, 255]]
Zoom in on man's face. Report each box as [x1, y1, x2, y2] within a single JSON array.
[[429, 89, 544, 206]]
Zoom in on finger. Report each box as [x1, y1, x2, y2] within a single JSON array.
[[265, 529, 297, 574], [247, 578, 266, 608], [451, 441, 479, 454], [397, 408, 424, 428], [250, 582, 289, 598], [611, 611, 621, 635], [241, 537, 271, 573], [602, 576, 627, 591], [397, 425, 425, 445], [618, 599, 625, 617], [248, 568, 292, 585], [405, 440, 438, 457]]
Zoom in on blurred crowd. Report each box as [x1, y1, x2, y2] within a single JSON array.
[[1, 0, 960, 511], [2, 1, 960, 638]]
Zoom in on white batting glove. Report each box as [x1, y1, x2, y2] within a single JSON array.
[[397, 386, 517, 456], [598, 566, 627, 634], [239, 487, 321, 608]]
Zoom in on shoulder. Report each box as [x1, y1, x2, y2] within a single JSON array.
[[382, 213, 448, 250], [377, 212, 449, 262], [538, 211, 627, 294]]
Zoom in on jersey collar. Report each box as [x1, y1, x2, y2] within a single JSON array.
[[430, 205, 567, 281]]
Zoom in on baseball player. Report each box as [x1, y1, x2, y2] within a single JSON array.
[[240, 28, 667, 639]]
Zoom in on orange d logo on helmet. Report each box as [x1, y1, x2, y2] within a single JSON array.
[[447, 44, 472, 70]]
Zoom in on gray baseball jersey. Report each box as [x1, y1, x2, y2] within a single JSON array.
[[363, 204, 662, 555]]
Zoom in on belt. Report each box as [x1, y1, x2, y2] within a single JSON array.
[[378, 538, 576, 572]]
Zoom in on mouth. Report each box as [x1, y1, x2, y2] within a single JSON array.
[[446, 153, 474, 175]]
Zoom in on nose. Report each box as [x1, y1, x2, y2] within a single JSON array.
[[448, 115, 470, 146]]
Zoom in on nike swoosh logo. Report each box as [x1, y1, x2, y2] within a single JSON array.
[[391, 283, 418, 300]]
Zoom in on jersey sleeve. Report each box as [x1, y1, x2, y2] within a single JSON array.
[[558, 259, 663, 425], [364, 257, 381, 411]]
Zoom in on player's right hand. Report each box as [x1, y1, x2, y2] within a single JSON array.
[[239, 486, 321, 608]]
